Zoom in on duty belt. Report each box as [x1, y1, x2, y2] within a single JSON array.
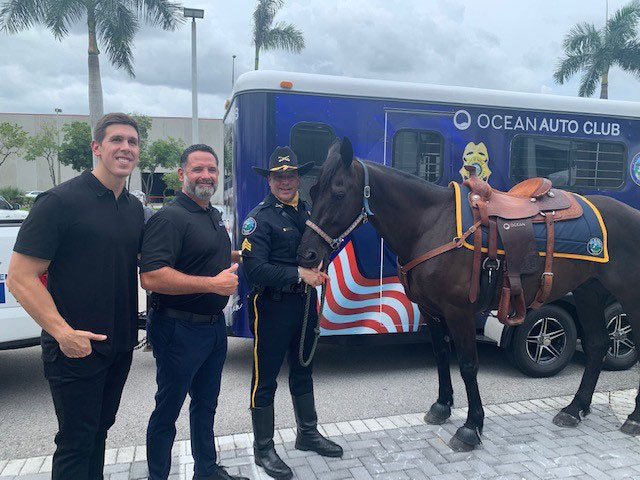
[[154, 306, 222, 324], [266, 283, 307, 295]]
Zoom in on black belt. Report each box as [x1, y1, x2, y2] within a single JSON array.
[[154, 307, 222, 324], [268, 283, 307, 294]]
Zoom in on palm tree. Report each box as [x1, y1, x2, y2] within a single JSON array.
[[0, 0, 183, 138], [554, 1, 640, 99], [252, 0, 304, 70]]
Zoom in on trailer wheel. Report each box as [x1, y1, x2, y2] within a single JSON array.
[[509, 305, 577, 378], [603, 302, 637, 371]]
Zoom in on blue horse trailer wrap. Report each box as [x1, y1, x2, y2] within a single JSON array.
[[223, 70, 640, 345]]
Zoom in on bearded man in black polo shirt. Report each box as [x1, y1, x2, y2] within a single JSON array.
[[140, 144, 247, 480], [8, 113, 144, 480]]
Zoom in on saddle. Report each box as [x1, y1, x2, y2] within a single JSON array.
[[463, 166, 583, 326]]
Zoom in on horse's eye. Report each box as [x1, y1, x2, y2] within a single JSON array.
[[333, 191, 345, 200]]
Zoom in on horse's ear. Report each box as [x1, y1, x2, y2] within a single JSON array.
[[309, 183, 318, 203], [340, 137, 354, 168]]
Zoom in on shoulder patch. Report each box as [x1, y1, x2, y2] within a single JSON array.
[[241, 238, 252, 252], [242, 217, 257, 236]]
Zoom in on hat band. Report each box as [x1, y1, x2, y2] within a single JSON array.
[[270, 165, 298, 172]]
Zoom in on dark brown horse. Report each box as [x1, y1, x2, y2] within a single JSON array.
[[297, 137, 640, 452]]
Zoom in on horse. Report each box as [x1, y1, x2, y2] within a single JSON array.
[[297, 137, 640, 452]]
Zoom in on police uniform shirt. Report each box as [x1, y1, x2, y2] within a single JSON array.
[[241, 193, 310, 288], [140, 191, 231, 315], [13, 171, 144, 358]]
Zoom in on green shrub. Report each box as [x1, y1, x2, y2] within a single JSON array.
[[0, 186, 25, 204], [163, 195, 175, 205]]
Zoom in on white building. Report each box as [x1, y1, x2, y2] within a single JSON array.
[[0, 112, 224, 205]]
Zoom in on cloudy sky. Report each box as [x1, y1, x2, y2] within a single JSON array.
[[1, 0, 638, 119]]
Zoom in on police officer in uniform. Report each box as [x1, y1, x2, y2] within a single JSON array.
[[241, 146, 343, 480]]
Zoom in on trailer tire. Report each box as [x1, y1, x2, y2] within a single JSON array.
[[509, 305, 577, 378], [603, 302, 637, 371]]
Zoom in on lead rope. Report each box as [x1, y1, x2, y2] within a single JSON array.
[[298, 282, 327, 367]]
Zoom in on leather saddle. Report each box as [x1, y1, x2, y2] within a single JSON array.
[[463, 167, 583, 326]]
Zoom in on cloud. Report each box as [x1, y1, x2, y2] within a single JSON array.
[[0, 0, 638, 120]]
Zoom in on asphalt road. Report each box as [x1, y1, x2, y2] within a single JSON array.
[[0, 336, 638, 460]]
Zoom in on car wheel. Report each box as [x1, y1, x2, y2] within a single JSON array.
[[603, 302, 637, 371], [509, 305, 577, 378]]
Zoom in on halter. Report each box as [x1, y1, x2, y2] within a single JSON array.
[[305, 158, 374, 251]]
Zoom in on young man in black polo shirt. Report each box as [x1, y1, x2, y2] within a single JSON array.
[[8, 113, 144, 480], [140, 144, 247, 480]]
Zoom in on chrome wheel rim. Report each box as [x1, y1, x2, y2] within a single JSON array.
[[525, 316, 567, 365], [607, 312, 635, 360]]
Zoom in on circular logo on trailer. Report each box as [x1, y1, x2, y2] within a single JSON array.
[[631, 153, 640, 187], [587, 237, 604, 256], [242, 217, 257, 236], [453, 110, 471, 130]]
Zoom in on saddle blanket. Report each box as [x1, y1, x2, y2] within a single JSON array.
[[451, 182, 609, 263]]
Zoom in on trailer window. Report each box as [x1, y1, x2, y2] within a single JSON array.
[[290, 122, 335, 205], [511, 136, 626, 189], [392, 130, 443, 183], [290, 122, 335, 168]]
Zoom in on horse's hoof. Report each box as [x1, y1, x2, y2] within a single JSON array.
[[621, 419, 640, 435], [553, 411, 580, 428], [424, 402, 451, 425], [448, 426, 481, 452]]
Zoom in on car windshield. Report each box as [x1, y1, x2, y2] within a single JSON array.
[[0, 196, 12, 210]]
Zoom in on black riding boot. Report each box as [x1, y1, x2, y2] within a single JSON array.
[[251, 406, 293, 480], [293, 392, 343, 457]]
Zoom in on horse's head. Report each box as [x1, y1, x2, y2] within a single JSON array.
[[297, 137, 365, 269]]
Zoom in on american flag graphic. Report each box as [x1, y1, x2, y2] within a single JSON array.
[[318, 241, 421, 335]]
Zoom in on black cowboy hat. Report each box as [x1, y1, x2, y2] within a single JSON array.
[[252, 146, 315, 177]]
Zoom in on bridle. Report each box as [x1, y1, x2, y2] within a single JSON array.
[[305, 158, 374, 251]]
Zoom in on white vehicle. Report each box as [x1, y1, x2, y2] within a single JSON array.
[[0, 195, 28, 221], [24, 191, 43, 199], [0, 220, 41, 349]]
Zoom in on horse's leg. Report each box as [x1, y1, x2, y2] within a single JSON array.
[[442, 305, 483, 452], [422, 310, 454, 425], [609, 293, 640, 435], [553, 280, 610, 427]]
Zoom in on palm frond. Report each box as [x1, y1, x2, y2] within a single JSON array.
[[262, 21, 304, 53], [253, 0, 283, 47], [553, 52, 592, 84], [563, 22, 601, 54], [615, 40, 640, 79], [96, 0, 138, 77], [0, 0, 47, 33], [45, 0, 85, 40], [131, 0, 183, 30], [578, 63, 601, 97], [605, 0, 640, 46]]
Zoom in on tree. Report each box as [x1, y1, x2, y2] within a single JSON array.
[[554, 1, 640, 98], [162, 171, 181, 195], [252, 0, 305, 70], [25, 124, 59, 186], [0, 1, 183, 141], [59, 121, 92, 172], [139, 137, 184, 195], [129, 113, 152, 188], [0, 122, 27, 168]]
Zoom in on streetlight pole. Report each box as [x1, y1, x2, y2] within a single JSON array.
[[232, 55, 237, 88], [54, 108, 62, 185], [184, 7, 204, 145]]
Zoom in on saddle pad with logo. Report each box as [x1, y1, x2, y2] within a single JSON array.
[[451, 182, 609, 262]]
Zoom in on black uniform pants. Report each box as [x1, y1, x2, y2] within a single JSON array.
[[146, 309, 227, 480], [249, 289, 318, 408], [43, 349, 133, 480]]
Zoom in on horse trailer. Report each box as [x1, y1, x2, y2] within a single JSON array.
[[222, 70, 639, 377]]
